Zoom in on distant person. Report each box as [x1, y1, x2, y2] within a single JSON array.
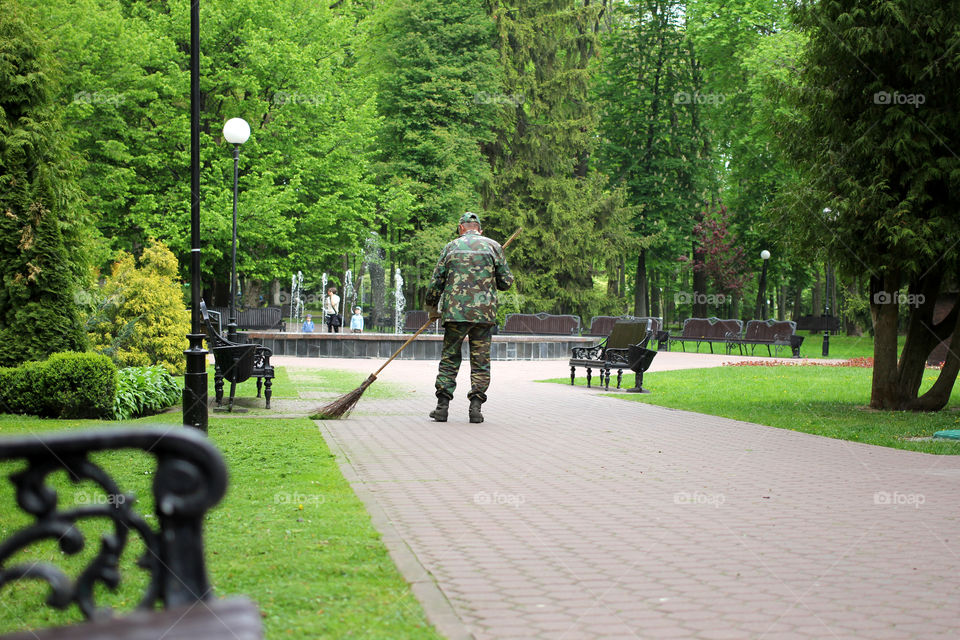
[[302, 314, 315, 333], [425, 212, 513, 423], [350, 306, 364, 333], [324, 287, 341, 333]]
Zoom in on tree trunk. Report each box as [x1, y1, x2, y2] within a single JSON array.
[[633, 250, 649, 316], [606, 258, 619, 297], [812, 273, 822, 316], [792, 286, 802, 321], [777, 285, 786, 321], [844, 280, 862, 336], [692, 241, 707, 318], [619, 257, 626, 300], [870, 274, 901, 409], [270, 278, 281, 306], [650, 269, 660, 318]]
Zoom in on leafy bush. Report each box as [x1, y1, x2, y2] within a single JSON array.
[[112, 365, 181, 420], [0, 352, 116, 419], [86, 240, 189, 375]]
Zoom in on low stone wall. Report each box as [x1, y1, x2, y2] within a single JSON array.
[[240, 331, 596, 360]]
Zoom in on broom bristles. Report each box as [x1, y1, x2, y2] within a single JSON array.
[[310, 374, 377, 420]]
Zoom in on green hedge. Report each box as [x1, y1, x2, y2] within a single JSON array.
[[0, 352, 117, 419], [0, 354, 182, 420]]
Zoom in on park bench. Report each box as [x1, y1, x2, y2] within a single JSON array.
[[210, 306, 285, 332], [796, 314, 840, 334], [587, 316, 668, 349], [570, 318, 652, 389], [665, 317, 743, 353], [502, 312, 581, 335], [201, 301, 274, 410], [728, 319, 804, 357], [403, 310, 442, 334], [0, 426, 263, 640]]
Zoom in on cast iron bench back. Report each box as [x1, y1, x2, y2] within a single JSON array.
[[502, 312, 581, 335], [743, 319, 796, 343], [0, 426, 262, 639], [732, 319, 802, 357], [210, 306, 285, 332], [201, 301, 274, 409], [795, 314, 840, 333], [403, 310, 442, 334], [569, 318, 653, 389], [666, 317, 743, 354]]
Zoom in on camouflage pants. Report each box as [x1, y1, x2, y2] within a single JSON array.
[[435, 322, 493, 403]]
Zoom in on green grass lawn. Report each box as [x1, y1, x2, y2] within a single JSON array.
[[0, 369, 440, 639], [545, 365, 960, 454]]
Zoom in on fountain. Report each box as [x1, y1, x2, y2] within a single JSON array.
[[394, 268, 405, 334], [290, 271, 304, 327], [321, 272, 328, 315], [343, 269, 353, 318]]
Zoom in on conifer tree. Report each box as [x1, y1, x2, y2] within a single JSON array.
[[484, 0, 627, 316], [0, 0, 86, 365]]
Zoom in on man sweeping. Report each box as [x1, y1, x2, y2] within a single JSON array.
[[425, 212, 514, 423]]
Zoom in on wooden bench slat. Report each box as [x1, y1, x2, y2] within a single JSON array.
[[0, 598, 263, 640]]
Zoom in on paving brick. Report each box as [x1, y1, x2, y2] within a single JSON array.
[[296, 354, 960, 639]]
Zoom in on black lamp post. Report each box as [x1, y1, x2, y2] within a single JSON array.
[[222, 118, 250, 343], [183, 0, 208, 433], [754, 249, 771, 320]]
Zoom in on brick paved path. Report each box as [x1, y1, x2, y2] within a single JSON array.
[[297, 354, 960, 639]]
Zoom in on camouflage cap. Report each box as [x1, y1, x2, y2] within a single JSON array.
[[459, 212, 481, 226]]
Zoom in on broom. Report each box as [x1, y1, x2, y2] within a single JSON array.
[[310, 226, 523, 420]]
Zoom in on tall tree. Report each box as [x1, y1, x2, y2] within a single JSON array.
[[786, 0, 960, 410], [595, 0, 713, 317], [25, 0, 380, 301], [484, 0, 628, 317], [367, 0, 503, 305], [0, 0, 87, 365]]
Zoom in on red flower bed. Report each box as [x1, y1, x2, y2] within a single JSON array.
[[724, 357, 875, 368]]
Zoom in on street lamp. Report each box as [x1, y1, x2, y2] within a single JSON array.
[[223, 118, 250, 342], [183, 0, 207, 432], [754, 249, 771, 319]]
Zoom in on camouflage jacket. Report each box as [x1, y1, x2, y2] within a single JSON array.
[[426, 231, 514, 324]]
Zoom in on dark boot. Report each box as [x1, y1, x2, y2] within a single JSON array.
[[469, 397, 484, 423], [429, 397, 449, 422]]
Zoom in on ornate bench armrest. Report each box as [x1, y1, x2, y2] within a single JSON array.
[[0, 427, 227, 620]]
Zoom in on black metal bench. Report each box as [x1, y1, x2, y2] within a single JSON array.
[[502, 312, 581, 335], [665, 317, 743, 353], [795, 314, 840, 334], [587, 316, 668, 349], [0, 426, 263, 640], [570, 319, 653, 389], [210, 306, 285, 332], [201, 301, 274, 410], [729, 319, 804, 357]]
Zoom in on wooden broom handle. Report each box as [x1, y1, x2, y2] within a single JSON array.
[[371, 227, 523, 378]]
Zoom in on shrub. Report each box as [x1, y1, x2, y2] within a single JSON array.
[[112, 365, 181, 420], [0, 352, 116, 419], [86, 240, 189, 375]]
